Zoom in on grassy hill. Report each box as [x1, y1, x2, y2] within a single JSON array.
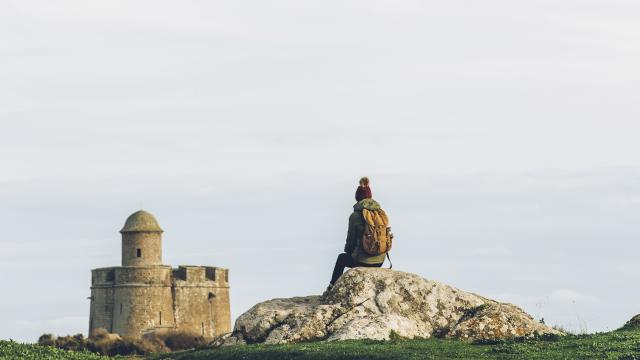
[[5, 328, 640, 359], [151, 329, 640, 360]]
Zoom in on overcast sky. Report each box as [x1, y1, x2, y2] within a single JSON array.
[[1, 0, 640, 342]]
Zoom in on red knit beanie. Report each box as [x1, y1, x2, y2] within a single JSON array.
[[355, 177, 372, 202]]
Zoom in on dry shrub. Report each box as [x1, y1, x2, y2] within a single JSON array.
[[111, 338, 145, 356], [53, 334, 87, 352], [86, 336, 150, 356], [86, 328, 121, 355], [85, 338, 112, 356], [159, 331, 206, 351], [88, 328, 112, 341], [86, 329, 185, 355], [38, 328, 204, 356], [136, 334, 170, 353], [86, 328, 163, 356], [37, 334, 55, 347]]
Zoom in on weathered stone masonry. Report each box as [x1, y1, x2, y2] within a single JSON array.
[[89, 210, 231, 339]]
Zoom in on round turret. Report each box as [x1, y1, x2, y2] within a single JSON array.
[[121, 210, 163, 233], [120, 210, 163, 267]]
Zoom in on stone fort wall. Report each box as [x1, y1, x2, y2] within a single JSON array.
[[89, 265, 230, 338]]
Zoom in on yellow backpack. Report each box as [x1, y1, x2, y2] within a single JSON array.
[[361, 208, 393, 255]]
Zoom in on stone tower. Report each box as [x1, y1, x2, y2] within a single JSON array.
[[120, 210, 163, 267], [89, 210, 231, 339]]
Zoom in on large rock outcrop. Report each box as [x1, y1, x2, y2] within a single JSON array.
[[223, 268, 560, 345]]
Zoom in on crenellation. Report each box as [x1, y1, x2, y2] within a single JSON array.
[[205, 267, 229, 285], [172, 267, 186, 281], [106, 269, 115, 282], [205, 267, 216, 281], [89, 210, 231, 339], [181, 266, 205, 283], [91, 268, 116, 286]]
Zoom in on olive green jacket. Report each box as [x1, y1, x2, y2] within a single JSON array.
[[344, 198, 387, 264]]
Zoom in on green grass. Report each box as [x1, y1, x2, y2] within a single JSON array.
[[0, 340, 116, 360], [149, 329, 640, 360], [5, 329, 640, 359]]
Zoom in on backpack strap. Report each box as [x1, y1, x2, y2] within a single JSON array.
[[386, 253, 393, 269]]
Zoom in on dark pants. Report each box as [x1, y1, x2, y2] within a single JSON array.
[[330, 253, 383, 285]]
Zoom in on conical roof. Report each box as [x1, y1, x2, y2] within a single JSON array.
[[120, 210, 164, 233]]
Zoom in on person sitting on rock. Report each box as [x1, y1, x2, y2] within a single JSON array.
[[328, 177, 388, 290]]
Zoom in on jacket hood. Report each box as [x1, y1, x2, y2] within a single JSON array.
[[354, 198, 381, 211]]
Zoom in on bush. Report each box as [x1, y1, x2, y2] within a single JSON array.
[[160, 332, 206, 351], [38, 329, 204, 356], [111, 338, 145, 356], [86, 328, 125, 356], [388, 330, 404, 342], [620, 314, 640, 331], [140, 334, 171, 353], [88, 328, 110, 341], [37, 333, 55, 347], [55, 334, 87, 352]]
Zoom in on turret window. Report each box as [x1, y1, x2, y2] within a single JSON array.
[[136, 248, 141, 258]]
